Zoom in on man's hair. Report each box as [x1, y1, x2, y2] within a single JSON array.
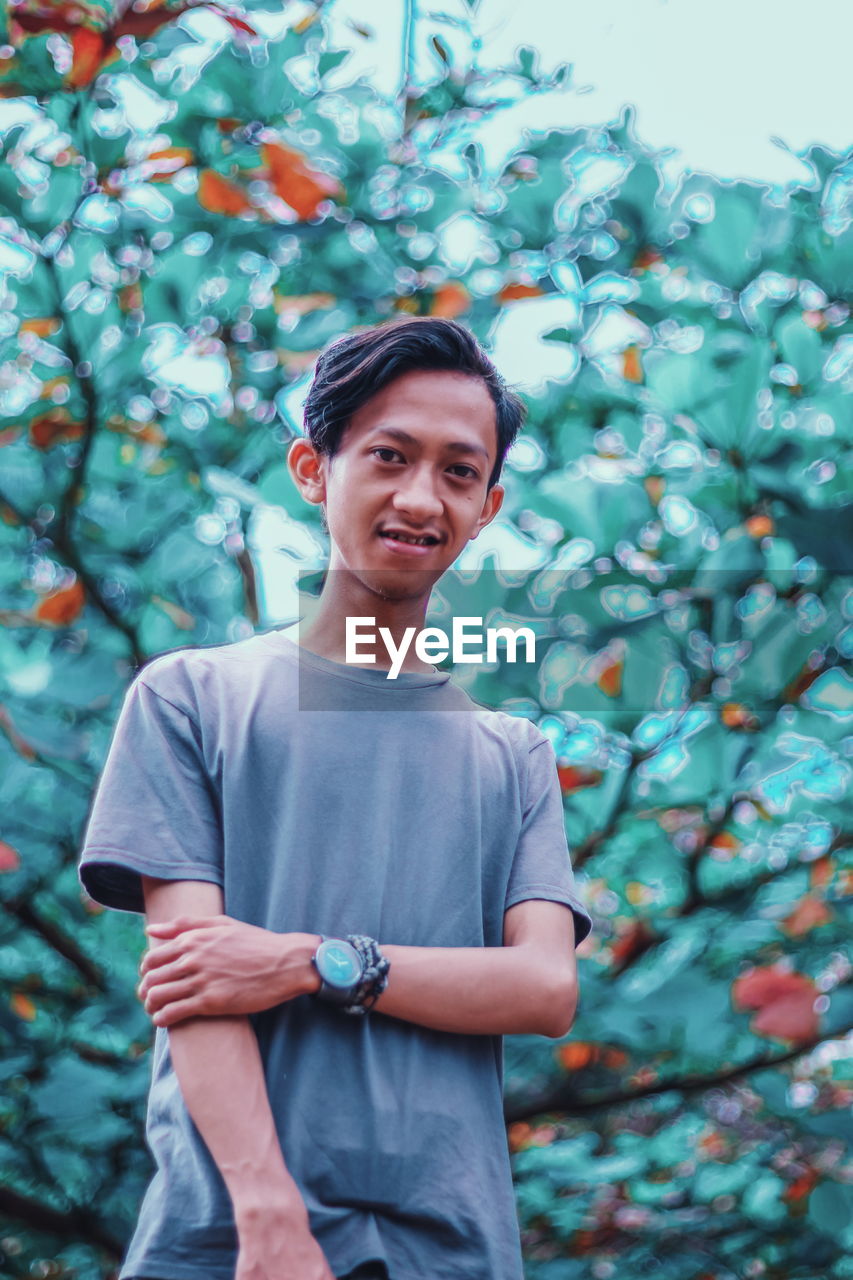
[[302, 316, 525, 490]]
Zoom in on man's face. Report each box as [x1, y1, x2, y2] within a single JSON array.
[[291, 368, 504, 602]]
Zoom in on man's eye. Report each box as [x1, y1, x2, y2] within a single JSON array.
[[449, 465, 478, 479], [373, 448, 402, 462]]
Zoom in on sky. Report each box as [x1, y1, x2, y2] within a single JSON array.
[[324, 0, 853, 186]]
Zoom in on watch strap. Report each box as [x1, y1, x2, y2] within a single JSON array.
[[339, 934, 391, 1016], [311, 934, 390, 1015]]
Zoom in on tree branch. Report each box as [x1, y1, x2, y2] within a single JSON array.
[[505, 1020, 853, 1122], [3, 898, 106, 992], [0, 1184, 123, 1257]]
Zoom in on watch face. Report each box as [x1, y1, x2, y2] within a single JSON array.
[[317, 939, 362, 989]]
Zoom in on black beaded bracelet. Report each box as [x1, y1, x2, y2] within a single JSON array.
[[340, 933, 390, 1016]]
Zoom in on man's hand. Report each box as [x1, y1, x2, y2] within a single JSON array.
[[236, 1204, 335, 1280], [137, 915, 320, 1027]]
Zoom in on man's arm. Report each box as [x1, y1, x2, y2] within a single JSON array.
[[139, 876, 310, 1229], [141, 897, 579, 1039], [371, 899, 578, 1038]]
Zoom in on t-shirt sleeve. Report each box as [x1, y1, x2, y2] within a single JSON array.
[[77, 671, 224, 915], [504, 731, 593, 949]]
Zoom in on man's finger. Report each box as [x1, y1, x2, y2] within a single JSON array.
[[145, 973, 196, 1013], [140, 942, 180, 974], [152, 999, 196, 1027]]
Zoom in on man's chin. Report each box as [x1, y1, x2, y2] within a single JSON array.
[[357, 566, 445, 602]]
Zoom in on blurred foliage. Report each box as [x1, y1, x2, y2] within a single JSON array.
[[0, 1, 851, 1278]]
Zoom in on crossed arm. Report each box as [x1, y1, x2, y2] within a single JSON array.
[[137, 875, 578, 1232], [137, 876, 578, 1038]]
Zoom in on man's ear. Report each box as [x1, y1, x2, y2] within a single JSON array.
[[469, 482, 504, 540], [287, 438, 328, 507]]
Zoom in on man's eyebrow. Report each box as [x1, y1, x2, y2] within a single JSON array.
[[369, 426, 491, 463]]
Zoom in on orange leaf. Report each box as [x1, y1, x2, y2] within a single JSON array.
[[709, 830, 741, 851], [19, 317, 60, 337], [732, 964, 814, 1009], [35, 579, 85, 626], [198, 170, 253, 216], [67, 28, 104, 88], [644, 475, 665, 505], [623, 345, 643, 382], [221, 12, 257, 36], [0, 840, 20, 871], [626, 880, 653, 906], [556, 1041, 595, 1070], [732, 963, 819, 1043], [39, 376, 71, 401], [293, 9, 321, 33], [597, 657, 623, 697], [745, 515, 774, 538], [721, 702, 759, 730], [430, 282, 471, 318], [118, 282, 143, 312], [11, 992, 36, 1021], [498, 282, 542, 303], [610, 920, 649, 966], [780, 895, 833, 937], [698, 1130, 727, 1159], [507, 1122, 533, 1152], [633, 248, 663, 271], [557, 764, 602, 794], [261, 142, 342, 220], [146, 146, 194, 181], [784, 1169, 819, 1203], [106, 417, 166, 446], [29, 412, 85, 450], [707, 829, 740, 859], [1, 503, 22, 524], [752, 992, 819, 1042], [809, 857, 833, 889]]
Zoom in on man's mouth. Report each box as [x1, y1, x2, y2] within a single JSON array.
[[379, 529, 441, 547], [379, 527, 445, 552]]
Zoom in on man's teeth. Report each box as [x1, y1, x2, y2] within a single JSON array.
[[383, 532, 434, 545]]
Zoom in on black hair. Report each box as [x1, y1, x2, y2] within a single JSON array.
[[302, 316, 525, 490]]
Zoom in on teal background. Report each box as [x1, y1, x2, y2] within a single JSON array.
[[0, 3, 851, 1277]]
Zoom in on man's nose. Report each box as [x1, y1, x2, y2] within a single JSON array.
[[391, 467, 443, 520]]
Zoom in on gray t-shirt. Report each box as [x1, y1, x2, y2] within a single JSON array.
[[78, 628, 593, 1280]]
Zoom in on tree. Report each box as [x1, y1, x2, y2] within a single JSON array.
[[0, 3, 850, 1277]]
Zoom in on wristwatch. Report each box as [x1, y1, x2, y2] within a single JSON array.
[[311, 936, 365, 1005]]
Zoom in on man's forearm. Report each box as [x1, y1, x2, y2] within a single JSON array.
[[140, 913, 576, 1038], [165, 1013, 307, 1223], [138, 878, 310, 1231], [368, 942, 575, 1037]]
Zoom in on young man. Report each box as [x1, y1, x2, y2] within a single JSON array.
[[78, 316, 593, 1280]]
